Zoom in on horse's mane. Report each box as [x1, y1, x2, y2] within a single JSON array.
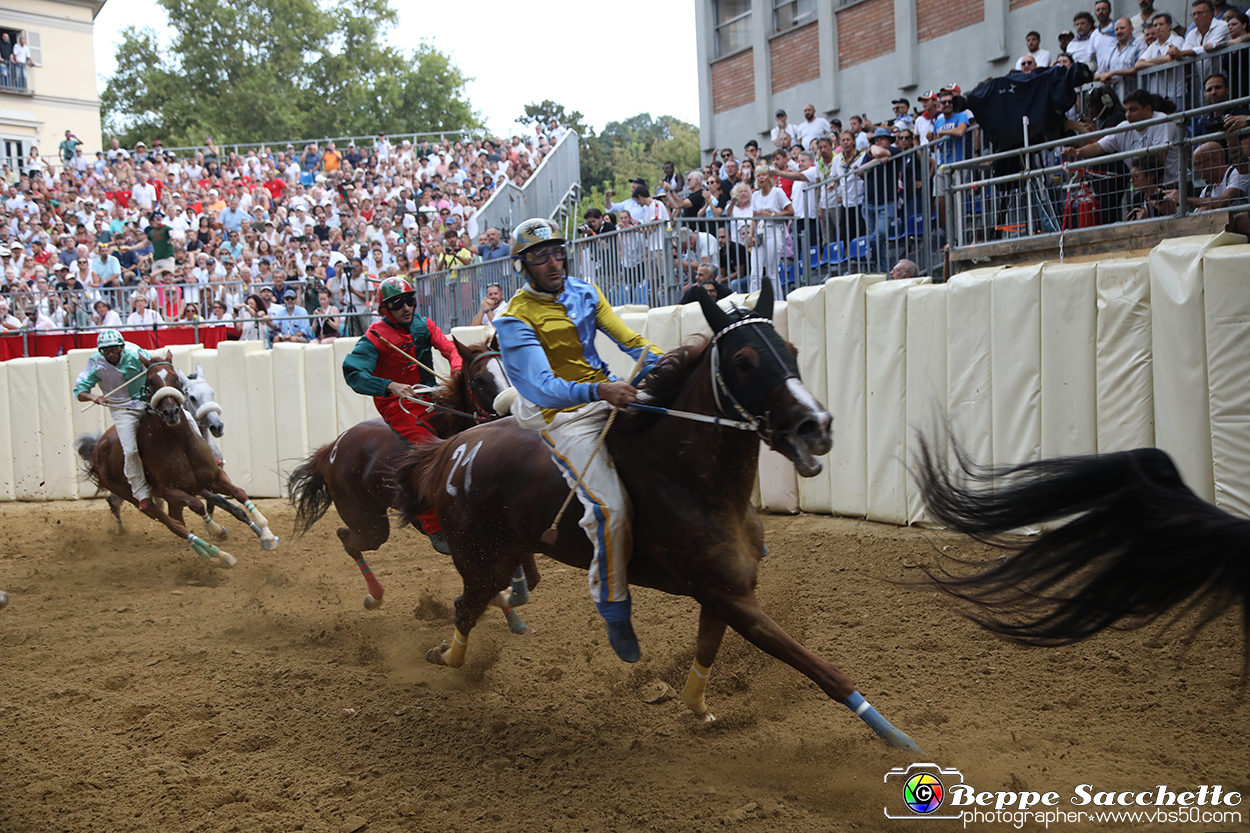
[[426, 342, 489, 435], [616, 338, 709, 431]]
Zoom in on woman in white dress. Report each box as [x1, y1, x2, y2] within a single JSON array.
[[126, 291, 164, 329], [748, 169, 792, 296]]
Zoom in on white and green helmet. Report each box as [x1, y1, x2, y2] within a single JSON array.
[[97, 329, 125, 350]]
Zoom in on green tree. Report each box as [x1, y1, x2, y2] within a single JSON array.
[[101, 0, 479, 148]]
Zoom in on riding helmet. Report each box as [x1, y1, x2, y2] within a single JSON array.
[[510, 217, 566, 274], [97, 329, 124, 350], [375, 276, 415, 310]]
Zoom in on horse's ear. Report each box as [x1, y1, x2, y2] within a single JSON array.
[[195, 363, 204, 379], [453, 336, 472, 364], [755, 277, 774, 321], [488, 331, 499, 352], [697, 286, 732, 333]]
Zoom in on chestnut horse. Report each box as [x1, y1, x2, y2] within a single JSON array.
[[396, 282, 922, 751], [75, 354, 280, 566], [287, 338, 521, 615]]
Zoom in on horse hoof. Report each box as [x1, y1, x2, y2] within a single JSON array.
[[108, 525, 126, 537], [211, 526, 230, 542], [261, 536, 280, 552], [364, 595, 383, 611], [696, 711, 717, 725], [425, 642, 450, 666], [0, 591, 9, 610], [217, 552, 237, 568]]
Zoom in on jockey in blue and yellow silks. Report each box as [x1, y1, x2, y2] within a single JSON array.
[[494, 217, 663, 663]]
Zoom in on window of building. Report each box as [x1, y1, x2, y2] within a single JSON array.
[[773, 0, 816, 32], [714, 0, 752, 58]]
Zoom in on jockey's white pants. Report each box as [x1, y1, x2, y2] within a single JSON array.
[[532, 400, 633, 608], [111, 406, 152, 502]]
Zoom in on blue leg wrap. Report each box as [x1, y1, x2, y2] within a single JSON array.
[[845, 691, 922, 753], [596, 597, 632, 623], [503, 608, 529, 634], [508, 566, 531, 607]]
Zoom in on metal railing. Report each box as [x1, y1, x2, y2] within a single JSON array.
[[941, 94, 1250, 257], [472, 131, 582, 238], [1137, 39, 1250, 113], [0, 61, 28, 93]]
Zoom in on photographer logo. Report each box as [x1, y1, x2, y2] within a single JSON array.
[[904, 771, 945, 814], [884, 763, 965, 820]]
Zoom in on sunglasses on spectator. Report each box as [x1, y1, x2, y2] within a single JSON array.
[[521, 246, 568, 266], [385, 296, 416, 310]]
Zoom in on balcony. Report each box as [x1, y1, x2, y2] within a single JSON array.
[[0, 63, 32, 95]]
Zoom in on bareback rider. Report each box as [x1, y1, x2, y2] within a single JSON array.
[[342, 276, 462, 550], [74, 329, 157, 509], [494, 218, 663, 663]]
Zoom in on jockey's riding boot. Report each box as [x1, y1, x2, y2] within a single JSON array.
[[598, 598, 640, 663], [426, 530, 451, 555]]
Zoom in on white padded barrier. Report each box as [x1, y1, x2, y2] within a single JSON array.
[[245, 348, 281, 498], [946, 267, 1001, 472], [785, 283, 831, 513], [827, 275, 884, 517], [679, 301, 713, 343], [619, 311, 649, 343], [1095, 258, 1154, 453], [1201, 245, 1250, 518], [271, 344, 309, 497], [215, 340, 263, 496], [36, 357, 77, 501], [332, 337, 373, 435], [759, 300, 799, 514], [1040, 262, 1097, 458], [865, 278, 925, 524], [646, 305, 684, 353], [1149, 233, 1243, 501], [991, 264, 1042, 470], [0, 361, 11, 500], [302, 344, 339, 449], [8, 358, 42, 499], [163, 343, 200, 375], [614, 304, 649, 315], [905, 283, 949, 526]]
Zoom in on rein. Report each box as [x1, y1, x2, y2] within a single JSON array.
[[464, 350, 504, 421]]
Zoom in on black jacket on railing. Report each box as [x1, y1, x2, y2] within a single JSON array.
[[967, 63, 1094, 151]]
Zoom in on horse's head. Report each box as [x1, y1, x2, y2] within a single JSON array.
[[454, 334, 511, 420], [179, 364, 224, 438], [145, 353, 186, 427], [697, 281, 832, 477]]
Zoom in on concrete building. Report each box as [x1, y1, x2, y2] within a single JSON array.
[[0, 0, 105, 172], [694, 0, 1159, 156]]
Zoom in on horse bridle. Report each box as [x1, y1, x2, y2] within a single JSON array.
[[464, 350, 504, 422], [707, 313, 800, 443], [145, 360, 186, 416]]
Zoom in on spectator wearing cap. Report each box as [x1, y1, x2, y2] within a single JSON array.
[[914, 92, 940, 145], [743, 138, 762, 169], [270, 288, 313, 343], [890, 98, 915, 132], [793, 104, 832, 152], [205, 189, 226, 213], [1131, 0, 1160, 39], [1015, 31, 1053, 71], [772, 109, 799, 148], [606, 178, 670, 225]]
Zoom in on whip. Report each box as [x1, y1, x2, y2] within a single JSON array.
[[78, 367, 149, 412], [377, 336, 446, 383], [541, 350, 650, 546]]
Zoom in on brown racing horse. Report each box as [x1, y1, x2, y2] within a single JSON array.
[[75, 353, 280, 567], [396, 281, 922, 751], [287, 338, 523, 617]]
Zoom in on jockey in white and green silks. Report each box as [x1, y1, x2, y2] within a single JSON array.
[[74, 329, 155, 508]]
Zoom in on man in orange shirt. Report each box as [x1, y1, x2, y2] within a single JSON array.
[[322, 141, 342, 173]]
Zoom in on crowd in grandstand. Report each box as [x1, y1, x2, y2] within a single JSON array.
[[0, 119, 573, 342]]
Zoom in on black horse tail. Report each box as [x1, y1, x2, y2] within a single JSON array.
[[75, 433, 102, 486], [395, 437, 450, 529], [914, 435, 1250, 657], [288, 444, 335, 538]]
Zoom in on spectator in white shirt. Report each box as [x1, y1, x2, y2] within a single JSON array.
[[131, 173, 157, 210], [1172, 0, 1230, 61], [1068, 12, 1101, 67], [793, 104, 832, 151], [1015, 31, 1053, 70], [771, 109, 799, 149]]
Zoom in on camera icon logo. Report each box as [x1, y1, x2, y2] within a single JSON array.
[[884, 763, 965, 820]]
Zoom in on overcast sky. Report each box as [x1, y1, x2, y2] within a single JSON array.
[[92, 0, 701, 136]]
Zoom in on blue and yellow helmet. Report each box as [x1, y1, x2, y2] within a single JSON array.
[[510, 218, 566, 274]]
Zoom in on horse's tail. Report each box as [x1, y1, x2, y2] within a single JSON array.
[[74, 433, 102, 487], [395, 437, 450, 529], [287, 444, 335, 538], [914, 434, 1250, 657]]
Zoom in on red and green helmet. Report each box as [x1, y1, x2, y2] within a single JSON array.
[[375, 276, 415, 311]]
